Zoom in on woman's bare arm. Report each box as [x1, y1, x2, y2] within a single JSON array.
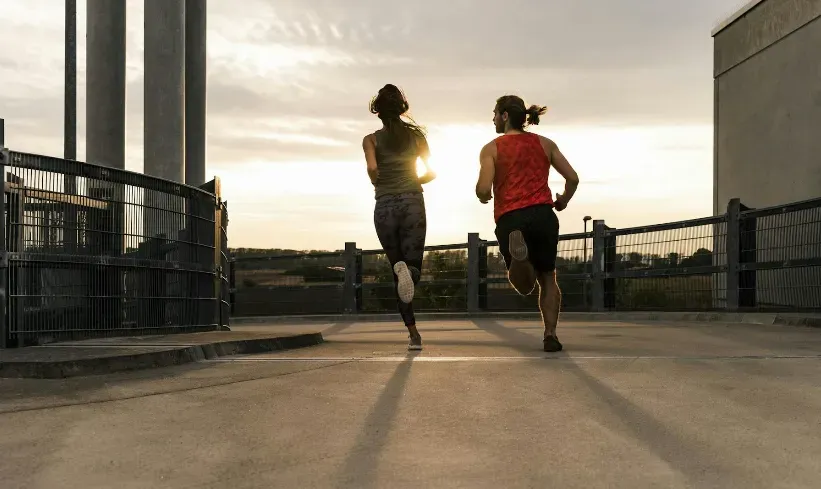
[[362, 134, 378, 185], [417, 136, 437, 184]]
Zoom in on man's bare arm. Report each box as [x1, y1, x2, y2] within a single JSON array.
[[476, 142, 496, 203], [540, 136, 579, 209], [362, 135, 378, 185]]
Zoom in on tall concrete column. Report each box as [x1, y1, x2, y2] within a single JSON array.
[[144, 0, 185, 183], [185, 0, 207, 187], [85, 0, 126, 169], [86, 1, 126, 331]]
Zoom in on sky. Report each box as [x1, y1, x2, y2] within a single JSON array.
[[0, 0, 749, 250]]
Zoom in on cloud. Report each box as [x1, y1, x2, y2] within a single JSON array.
[[197, 0, 744, 163], [216, 0, 729, 68], [1, 0, 743, 160]]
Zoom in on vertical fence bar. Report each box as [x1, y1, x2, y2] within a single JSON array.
[[355, 248, 363, 313], [0, 144, 8, 348], [591, 220, 607, 311], [343, 242, 357, 314], [738, 202, 757, 309], [478, 238, 488, 311], [212, 179, 222, 327], [467, 232, 480, 312], [603, 225, 617, 310], [229, 256, 236, 316], [9, 165, 20, 345], [726, 198, 741, 311], [218, 201, 229, 329]]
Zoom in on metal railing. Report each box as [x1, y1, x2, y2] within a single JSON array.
[[0, 143, 229, 347], [230, 197, 821, 316]]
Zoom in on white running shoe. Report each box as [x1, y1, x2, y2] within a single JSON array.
[[508, 230, 529, 261], [394, 261, 415, 304]]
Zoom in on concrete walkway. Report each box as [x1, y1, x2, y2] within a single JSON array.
[[1, 318, 820, 488]]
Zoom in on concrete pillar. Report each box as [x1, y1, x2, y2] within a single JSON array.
[[185, 0, 207, 187], [144, 0, 186, 272], [86, 1, 126, 330], [144, 0, 185, 183], [85, 0, 126, 169], [65, 0, 77, 163]]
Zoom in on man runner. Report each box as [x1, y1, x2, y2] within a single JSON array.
[[475, 95, 580, 352]]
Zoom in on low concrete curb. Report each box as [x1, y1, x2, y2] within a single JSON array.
[[231, 311, 821, 328], [0, 333, 324, 379]]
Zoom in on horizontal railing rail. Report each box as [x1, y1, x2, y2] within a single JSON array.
[[8, 151, 215, 199]]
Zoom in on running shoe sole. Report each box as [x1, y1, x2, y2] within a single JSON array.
[[394, 261, 415, 304], [509, 230, 528, 262]]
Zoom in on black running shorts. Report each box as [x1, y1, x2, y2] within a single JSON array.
[[494, 204, 560, 273]]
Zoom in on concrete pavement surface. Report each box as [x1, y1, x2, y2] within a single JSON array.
[[1, 318, 820, 488]]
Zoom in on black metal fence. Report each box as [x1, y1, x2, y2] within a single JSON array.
[[230, 197, 821, 316], [0, 144, 229, 347]]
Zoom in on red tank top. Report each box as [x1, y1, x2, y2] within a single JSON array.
[[493, 133, 554, 222]]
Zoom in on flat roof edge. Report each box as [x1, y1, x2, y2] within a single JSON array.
[[711, 0, 767, 36]]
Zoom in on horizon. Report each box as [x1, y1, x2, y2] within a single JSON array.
[[0, 0, 748, 250]]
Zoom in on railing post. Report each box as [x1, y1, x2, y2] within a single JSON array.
[[726, 197, 757, 311], [343, 242, 358, 314], [603, 224, 617, 310], [229, 256, 236, 316], [218, 201, 230, 329], [211, 179, 223, 328], [467, 233, 481, 312], [738, 204, 757, 309], [726, 198, 741, 311], [355, 248, 363, 313], [478, 238, 488, 311], [0, 139, 8, 348], [591, 220, 607, 311]]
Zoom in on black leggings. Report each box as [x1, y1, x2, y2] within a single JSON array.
[[373, 192, 427, 326]]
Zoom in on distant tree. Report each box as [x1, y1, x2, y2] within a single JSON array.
[[627, 252, 644, 268], [680, 248, 713, 268]]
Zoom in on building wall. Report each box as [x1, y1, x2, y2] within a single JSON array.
[[714, 0, 821, 214], [713, 0, 821, 310]]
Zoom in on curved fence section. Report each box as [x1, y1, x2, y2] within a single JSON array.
[[0, 149, 228, 347]]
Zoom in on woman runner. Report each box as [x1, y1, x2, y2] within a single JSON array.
[[362, 84, 436, 350]]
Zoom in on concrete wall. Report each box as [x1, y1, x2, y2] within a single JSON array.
[[714, 0, 821, 212], [713, 0, 821, 309]]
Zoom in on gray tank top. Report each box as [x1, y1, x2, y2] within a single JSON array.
[[373, 129, 424, 199]]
